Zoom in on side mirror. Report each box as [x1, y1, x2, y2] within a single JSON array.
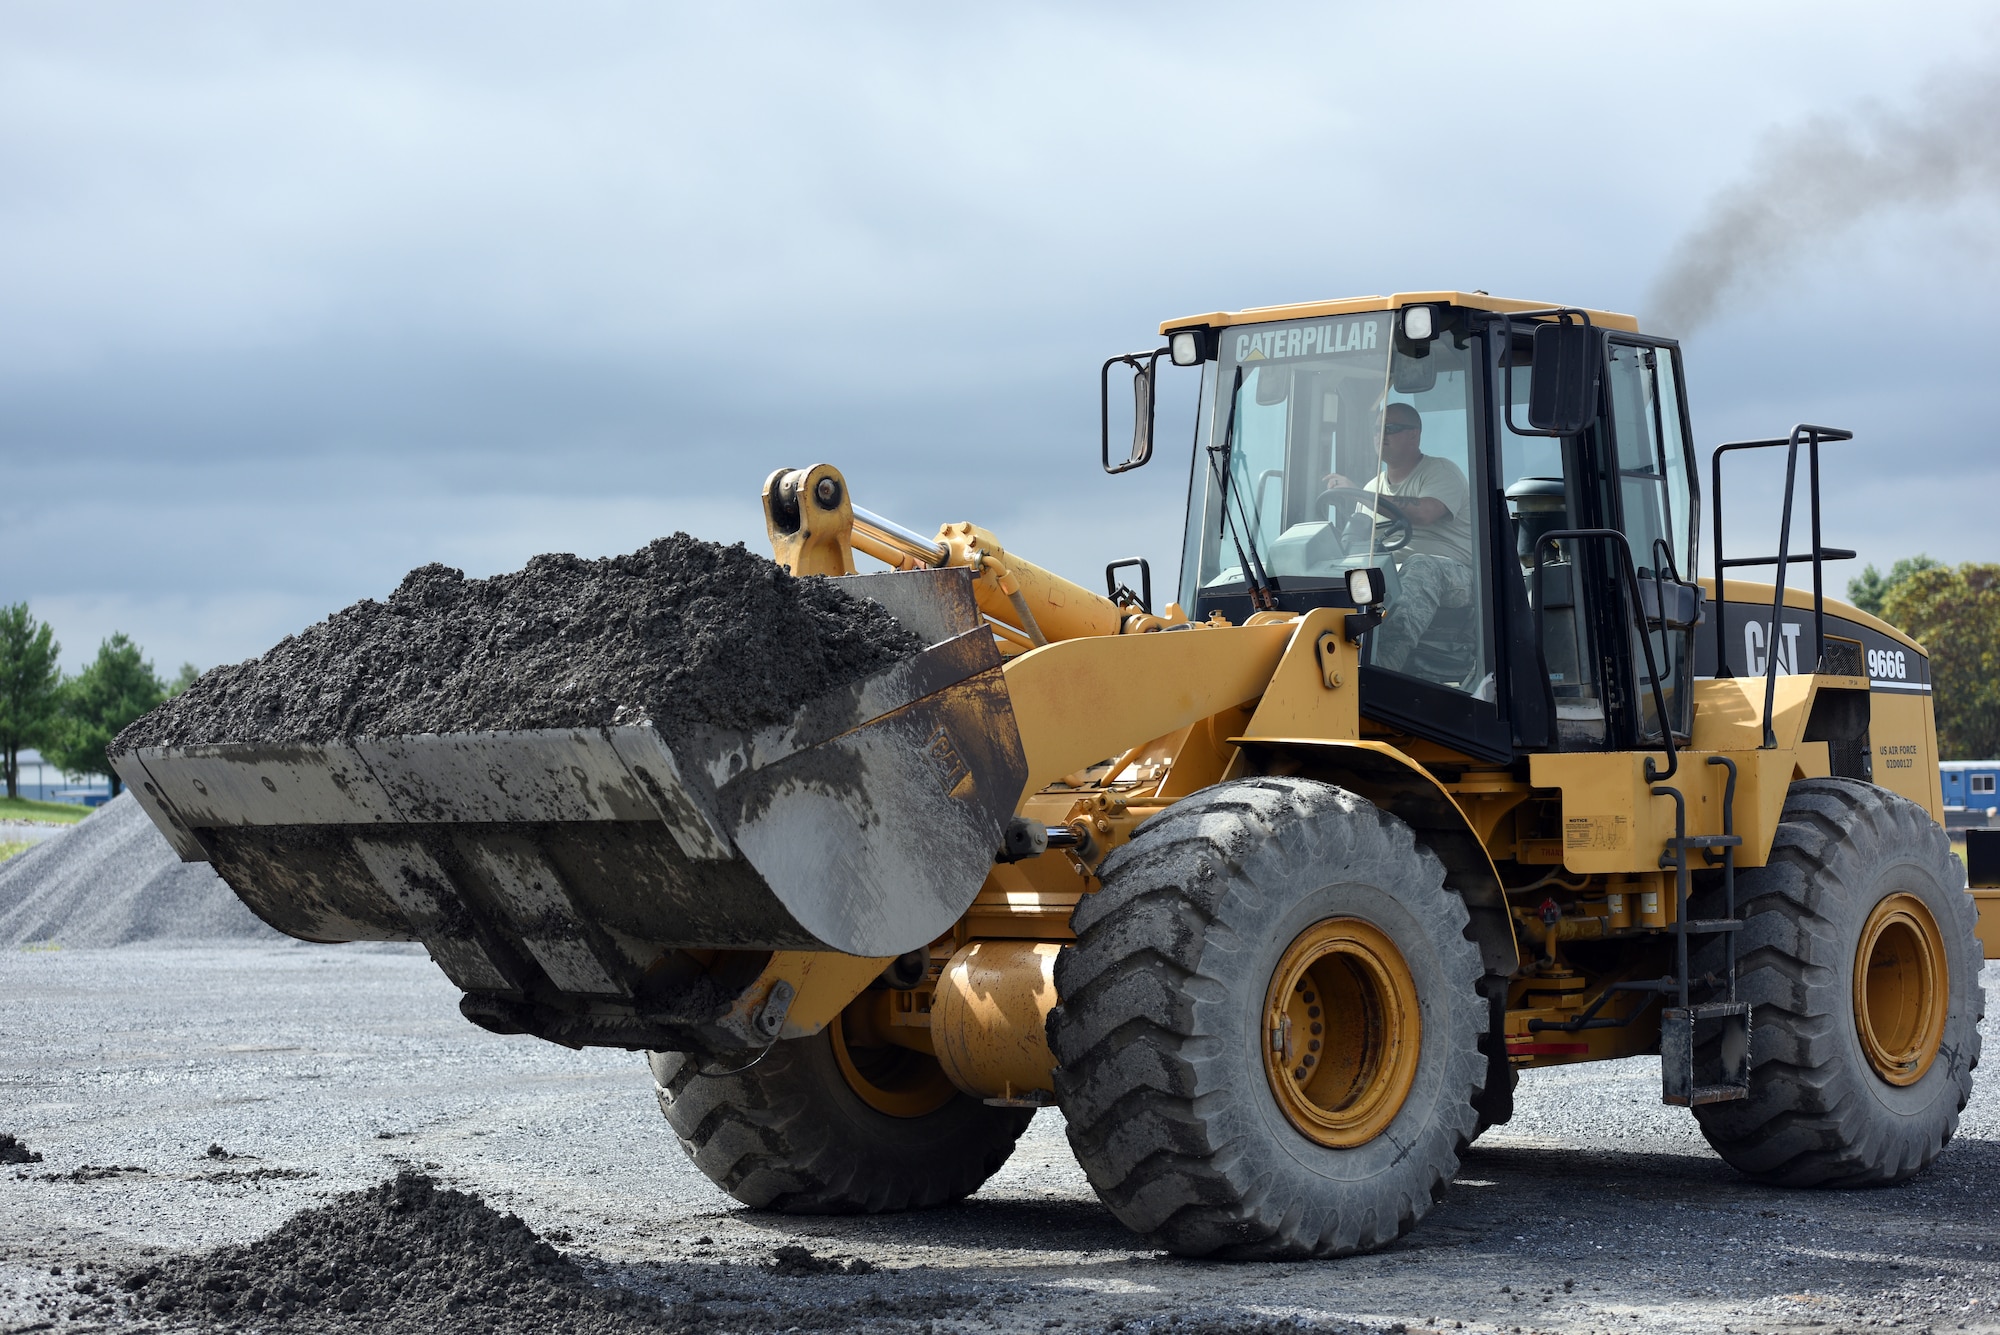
[[1638, 578, 1701, 632], [1391, 348, 1438, 395], [1392, 304, 1440, 394], [1527, 321, 1602, 435], [1252, 363, 1292, 407], [1101, 349, 1164, 474]]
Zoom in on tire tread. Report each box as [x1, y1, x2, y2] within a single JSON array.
[[1692, 777, 1982, 1188], [650, 1033, 1031, 1214], [1048, 776, 1485, 1258]]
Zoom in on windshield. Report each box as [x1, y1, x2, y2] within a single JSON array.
[[1178, 309, 1496, 700], [1181, 313, 1395, 598]]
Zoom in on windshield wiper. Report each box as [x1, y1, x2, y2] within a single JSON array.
[[1208, 366, 1276, 610]]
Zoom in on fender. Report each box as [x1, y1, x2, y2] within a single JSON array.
[[1229, 736, 1521, 979]]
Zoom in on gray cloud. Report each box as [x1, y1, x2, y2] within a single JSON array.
[[1649, 67, 2000, 335], [3, 3, 1998, 673]]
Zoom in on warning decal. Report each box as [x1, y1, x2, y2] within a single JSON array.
[[1565, 815, 1630, 852]]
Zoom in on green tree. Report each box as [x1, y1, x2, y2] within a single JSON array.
[[0, 604, 63, 800], [168, 662, 200, 697], [1848, 555, 1942, 618], [1881, 563, 2000, 760], [42, 634, 168, 797]]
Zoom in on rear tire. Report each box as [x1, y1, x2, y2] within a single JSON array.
[[649, 1020, 1032, 1213], [1693, 778, 1982, 1186], [1047, 777, 1486, 1258]]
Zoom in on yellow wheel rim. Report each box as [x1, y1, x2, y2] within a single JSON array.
[[1262, 917, 1422, 1148], [1854, 892, 1949, 1086], [829, 1012, 957, 1118]]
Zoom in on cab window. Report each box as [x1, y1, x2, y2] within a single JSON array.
[[1362, 330, 1493, 699], [1604, 339, 1698, 741]]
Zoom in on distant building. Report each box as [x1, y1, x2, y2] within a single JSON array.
[[6, 749, 111, 805], [1942, 760, 2000, 828]]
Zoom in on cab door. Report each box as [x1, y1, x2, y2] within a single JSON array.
[[1496, 323, 1699, 754], [1600, 338, 1700, 744]]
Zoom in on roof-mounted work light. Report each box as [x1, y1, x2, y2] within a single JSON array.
[[1167, 328, 1215, 366]]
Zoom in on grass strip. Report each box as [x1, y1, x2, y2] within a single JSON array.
[[0, 796, 94, 824]]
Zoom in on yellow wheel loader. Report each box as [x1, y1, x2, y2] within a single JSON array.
[[115, 292, 1990, 1259]]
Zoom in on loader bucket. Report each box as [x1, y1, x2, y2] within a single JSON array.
[[110, 568, 1028, 1053]]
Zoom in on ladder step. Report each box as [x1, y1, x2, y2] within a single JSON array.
[[1664, 1084, 1752, 1107], [1666, 835, 1742, 850], [1680, 1001, 1749, 1020], [1676, 918, 1742, 934], [1660, 1005, 1752, 1106]]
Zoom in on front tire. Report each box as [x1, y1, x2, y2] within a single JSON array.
[[1693, 778, 1982, 1186], [1047, 777, 1486, 1258], [649, 1016, 1032, 1213]]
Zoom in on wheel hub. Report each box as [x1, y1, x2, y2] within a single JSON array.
[[1854, 892, 1949, 1086], [1262, 917, 1422, 1148], [830, 1013, 957, 1117]]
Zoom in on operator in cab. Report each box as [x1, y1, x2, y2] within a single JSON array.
[[1327, 402, 1473, 675]]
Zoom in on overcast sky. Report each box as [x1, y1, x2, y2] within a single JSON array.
[[5, 2, 1999, 673]]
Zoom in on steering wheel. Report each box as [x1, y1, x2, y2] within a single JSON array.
[[1315, 487, 1414, 553]]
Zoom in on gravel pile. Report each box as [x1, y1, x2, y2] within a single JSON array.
[[116, 536, 923, 753], [113, 1171, 684, 1333], [0, 792, 276, 948], [768, 1244, 876, 1277]]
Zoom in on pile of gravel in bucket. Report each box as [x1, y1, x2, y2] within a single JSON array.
[[116, 536, 923, 753], [111, 1171, 683, 1333], [0, 792, 276, 948]]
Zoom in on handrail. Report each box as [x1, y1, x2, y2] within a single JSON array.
[[1708, 755, 1740, 1009], [1654, 782, 1691, 1008], [1534, 527, 1680, 781], [1708, 424, 1854, 748]]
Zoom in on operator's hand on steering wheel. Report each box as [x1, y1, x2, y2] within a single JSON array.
[[1314, 486, 1414, 552]]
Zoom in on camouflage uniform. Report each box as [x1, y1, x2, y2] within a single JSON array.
[[1370, 552, 1473, 675]]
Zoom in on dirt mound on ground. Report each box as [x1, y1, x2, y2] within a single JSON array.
[[116, 536, 922, 752], [114, 1171, 681, 1333], [0, 792, 277, 947]]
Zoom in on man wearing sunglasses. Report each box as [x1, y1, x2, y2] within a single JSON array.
[[1327, 402, 1473, 677]]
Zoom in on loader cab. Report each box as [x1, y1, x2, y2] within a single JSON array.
[[1154, 296, 1700, 764]]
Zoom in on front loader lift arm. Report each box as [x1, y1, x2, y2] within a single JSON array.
[[756, 462, 1523, 1080], [763, 462, 1183, 648]]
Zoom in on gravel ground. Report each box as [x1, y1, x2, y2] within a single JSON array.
[[3, 944, 1995, 1334]]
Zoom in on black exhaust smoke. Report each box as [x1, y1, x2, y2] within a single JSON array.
[[1648, 68, 2000, 336]]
